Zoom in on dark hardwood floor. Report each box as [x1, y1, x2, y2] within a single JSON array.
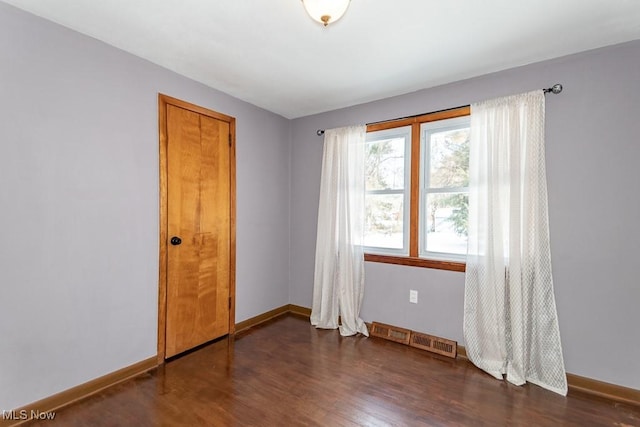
[[25, 315, 639, 426]]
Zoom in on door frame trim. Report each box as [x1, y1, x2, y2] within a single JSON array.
[[157, 94, 236, 363]]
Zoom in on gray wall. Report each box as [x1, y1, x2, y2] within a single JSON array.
[[290, 40, 640, 390], [0, 3, 290, 410]]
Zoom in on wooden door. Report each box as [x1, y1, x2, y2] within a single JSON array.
[[158, 95, 235, 360]]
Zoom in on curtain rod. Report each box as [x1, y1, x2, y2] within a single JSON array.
[[316, 83, 563, 136]]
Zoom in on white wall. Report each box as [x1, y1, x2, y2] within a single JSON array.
[[0, 3, 290, 410], [290, 40, 640, 390]]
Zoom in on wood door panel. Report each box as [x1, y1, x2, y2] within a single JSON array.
[[201, 116, 230, 340], [165, 104, 231, 358]]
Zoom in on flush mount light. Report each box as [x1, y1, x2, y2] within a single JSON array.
[[301, 0, 351, 27]]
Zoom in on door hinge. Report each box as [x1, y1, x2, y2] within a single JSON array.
[[228, 134, 232, 147], [229, 296, 232, 309]]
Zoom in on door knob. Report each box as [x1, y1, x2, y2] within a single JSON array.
[[170, 236, 182, 246]]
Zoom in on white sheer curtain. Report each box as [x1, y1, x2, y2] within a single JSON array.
[[464, 90, 567, 395], [311, 125, 369, 337]]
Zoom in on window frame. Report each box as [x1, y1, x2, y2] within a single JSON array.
[[363, 106, 470, 272]]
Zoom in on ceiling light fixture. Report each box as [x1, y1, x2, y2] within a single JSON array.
[[301, 0, 351, 27]]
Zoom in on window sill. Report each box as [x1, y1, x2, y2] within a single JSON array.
[[364, 253, 466, 272]]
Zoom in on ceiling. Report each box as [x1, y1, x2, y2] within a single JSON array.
[[4, 0, 640, 119]]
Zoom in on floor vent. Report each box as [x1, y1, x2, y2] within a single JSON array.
[[370, 321, 458, 359], [410, 331, 457, 359], [370, 322, 411, 345]]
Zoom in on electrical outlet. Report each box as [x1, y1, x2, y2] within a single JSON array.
[[409, 289, 418, 304]]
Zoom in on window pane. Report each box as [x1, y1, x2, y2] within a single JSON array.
[[429, 127, 470, 188], [424, 193, 468, 256], [365, 193, 404, 249], [366, 137, 405, 190]]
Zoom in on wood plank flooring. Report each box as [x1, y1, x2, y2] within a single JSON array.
[[24, 315, 640, 426]]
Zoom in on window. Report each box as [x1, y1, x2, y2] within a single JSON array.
[[364, 126, 411, 255], [420, 116, 470, 261], [364, 107, 470, 271]]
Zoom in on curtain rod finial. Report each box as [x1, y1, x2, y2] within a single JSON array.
[[551, 83, 563, 94], [317, 129, 325, 136], [544, 84, 563, 94]]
